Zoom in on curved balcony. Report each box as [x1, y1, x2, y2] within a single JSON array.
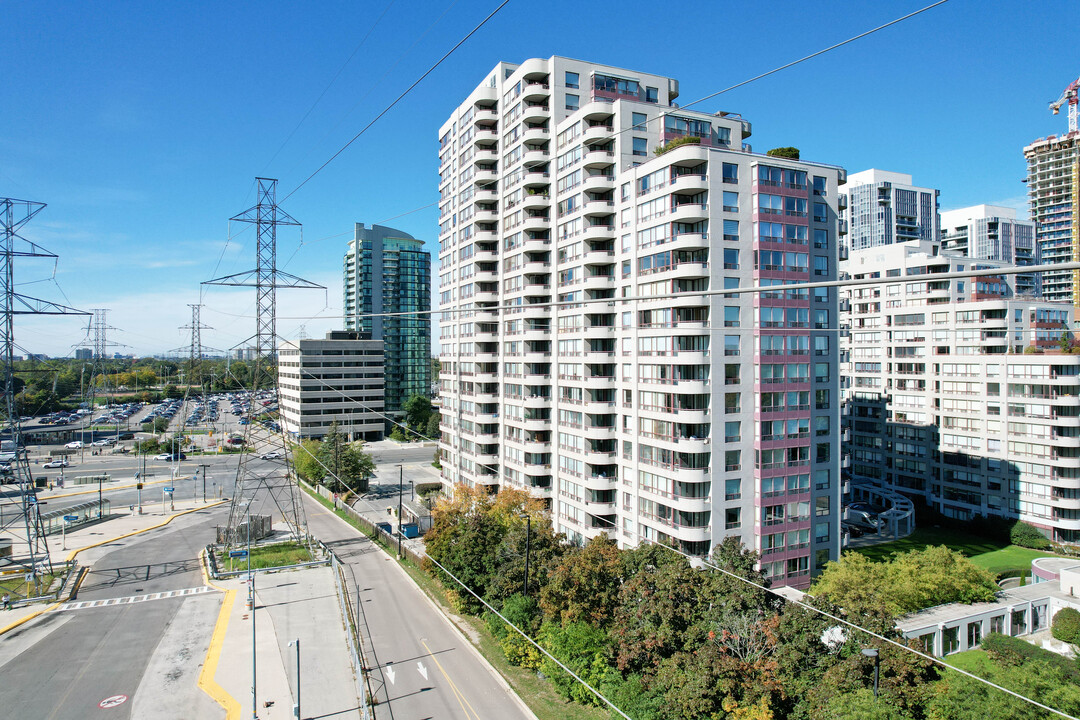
[[582, 173, 616, 194], [522, 193, 550, 211], [522, 215, 551, 233], [583, 124, 614, 145], [523, 148, 550, 167], [667, 232, 710, 251], [473, 128, 498, 147], [669, 173, 709, 193], [522, 236, 551, 252], [473, 106, 498, 126], [580, 101, 615, 122], [523, 394, 551, 409], [523, 170, 551, 187], [523, 126, 550, 145], [521, 102, 550, 124], [522, 304, 549, 320], [669, 202, 709, 224], [474, 369, 498, 382], [522, 327, 550, 343], [583, 199, 616, 217], [583, 448, 617, 464], [473, 168, 497, 185], [522, 416, 549, 432], [474, 388, 499, 402], [473, 247, 498, 262], [1052, 496, 1080, 511], [582, 224, 615, 241], [522, 81, 550, 101], [583, 398, 617, 414], [1051, 516, 1080, 531], [673, 379, 710, 394], [583, 424, 617, 441], [585, 324, 616, 338], [584, 149, 616, 169], [673, 466, 710, 484], [474, 186, 497, 202], [583, 274, 615, 291], [661, 142, 710, 166], [583, 248, 615, 264], [523, 258, 551, 273], [473, 207, 498, 223], [668, 494, 712, 513], [670, 524, 711, 544], [473, 289, 498, 303], [584, 474, 617, 491]]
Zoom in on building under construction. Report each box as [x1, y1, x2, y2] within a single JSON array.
[[1024, 77, 1080, 306]]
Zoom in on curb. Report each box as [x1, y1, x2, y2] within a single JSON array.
[[301, 490, 539, 720], [44, 475, 177, 500], [64, 499, 229, 564], [197, 587, 241, 719]]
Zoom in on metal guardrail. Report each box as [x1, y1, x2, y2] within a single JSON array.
[[331, 553, 373, 720]]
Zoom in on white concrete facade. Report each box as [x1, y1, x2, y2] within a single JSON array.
[[436, 56, 844, 588], [278, 331, 385, 442], [842, 168, 939, 254], [941, 204, 1038, 297], [841, 241, 1080, 543]]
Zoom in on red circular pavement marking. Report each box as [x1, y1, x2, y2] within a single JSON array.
[[98, 695, 128, 709]]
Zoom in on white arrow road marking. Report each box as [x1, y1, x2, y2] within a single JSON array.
[[417, 661, 428, 681], [385, 663, 396, 685]]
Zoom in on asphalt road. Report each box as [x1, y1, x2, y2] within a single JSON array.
[[0, 504, 227, 720], [304, 493, 531, 720]]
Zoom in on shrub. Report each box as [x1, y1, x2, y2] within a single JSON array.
[[654, 135, 701, 156], [1053, 607, 1080, 644], [1010, 521, 1051, 550], [980, 632, 1080, 682], [1024, 345, 1042, 354], [766, 146, 800, 159]]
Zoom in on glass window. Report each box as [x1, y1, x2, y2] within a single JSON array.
[[724, 306, 740, 327], [632, 112, 647, 130], [814, 256, 830, 276], [565, 94, 579, 111], [723, 248, 739, 269], [723, 191, 738, 212], [645, 86, 658, 103], [632, 137, 647, 157], [722, 163, 739, 183], [723, 219, 739, 240], [565, 71, 579, 89], [813, 176, 827, 195]]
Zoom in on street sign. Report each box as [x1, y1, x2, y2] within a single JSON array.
[[229, 550, 248, 558], [63, 515, 77, 522], [164, 487, 174, 493], [98, 694, 128, 709]]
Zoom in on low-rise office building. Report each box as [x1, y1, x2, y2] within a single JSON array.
[[278, 331, 385, 441]]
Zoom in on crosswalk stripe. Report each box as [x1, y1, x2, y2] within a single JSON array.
[[55, 585, 214, 612]]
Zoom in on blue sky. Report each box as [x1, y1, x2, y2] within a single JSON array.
[[2, 0, 1075, 357]]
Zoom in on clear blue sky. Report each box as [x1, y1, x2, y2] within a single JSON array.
[[2, 0, 1075, 357]]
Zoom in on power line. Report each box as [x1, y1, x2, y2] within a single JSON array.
[[283, 0, 513, 202], [260, 0, 399, 175]]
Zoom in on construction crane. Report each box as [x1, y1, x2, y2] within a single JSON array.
[[1049, 77, 1080, 134]]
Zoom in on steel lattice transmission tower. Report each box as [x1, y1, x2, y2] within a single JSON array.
[[74, 309, 127, 360], [0, 198, 88, 588], [170, 303, 221, 391], [204, 178, 324, 548]]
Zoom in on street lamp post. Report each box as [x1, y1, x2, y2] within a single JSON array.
[[289, 638, 300, 719], [397, 465, 403, 559], [861, 648, 880, 700], [522, 513, 531, 598]]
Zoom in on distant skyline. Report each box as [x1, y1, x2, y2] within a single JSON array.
[[2, 1, 1076, 357]]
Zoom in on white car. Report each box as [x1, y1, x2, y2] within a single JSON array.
[[65, 441, 83, 449], [90, 439, 112, 447], [259, 451, 284, 460], [43, 459, 69, 468]]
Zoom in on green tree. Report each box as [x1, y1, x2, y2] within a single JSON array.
[[403, 394, 432, 432], [928, 658, 1080, 720], [766, 146, 800, 159], [538, 620, 614, 706], [315, 424, 373, 493], [425, 410, 440, 441], [1010, 520, 1051, 549], [540, 534, 623, 627], [291, 439, 326, 483]]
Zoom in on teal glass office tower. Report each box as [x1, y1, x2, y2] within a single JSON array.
[[344, 223, 432, 417]]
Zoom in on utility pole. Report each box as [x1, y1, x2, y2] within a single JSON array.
[[0, 197, 88, 589], [200, 463, 210, 502], [522, 513, 531, 598], [397, 465, 403, 559], [204, 178, 325, 552]]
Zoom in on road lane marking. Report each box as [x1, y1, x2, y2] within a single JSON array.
[[197, 588, 241, 719], [55, 585, 212, 612], [422, 638, 480, 720]]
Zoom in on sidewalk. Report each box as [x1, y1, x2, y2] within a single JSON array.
[[212, 566, 362, 719]]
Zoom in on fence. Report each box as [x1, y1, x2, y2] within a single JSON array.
[[332, 554, 373, 720]]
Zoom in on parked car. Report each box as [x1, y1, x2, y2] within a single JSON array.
[[65, 441, 83, 449], [43, 459, 69, 468]]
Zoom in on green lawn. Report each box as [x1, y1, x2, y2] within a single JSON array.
[[941, 648, 993, 674], [0, 571, 62, 600], [219, 542, 313, 572], [855, 527, 1066, 578]]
